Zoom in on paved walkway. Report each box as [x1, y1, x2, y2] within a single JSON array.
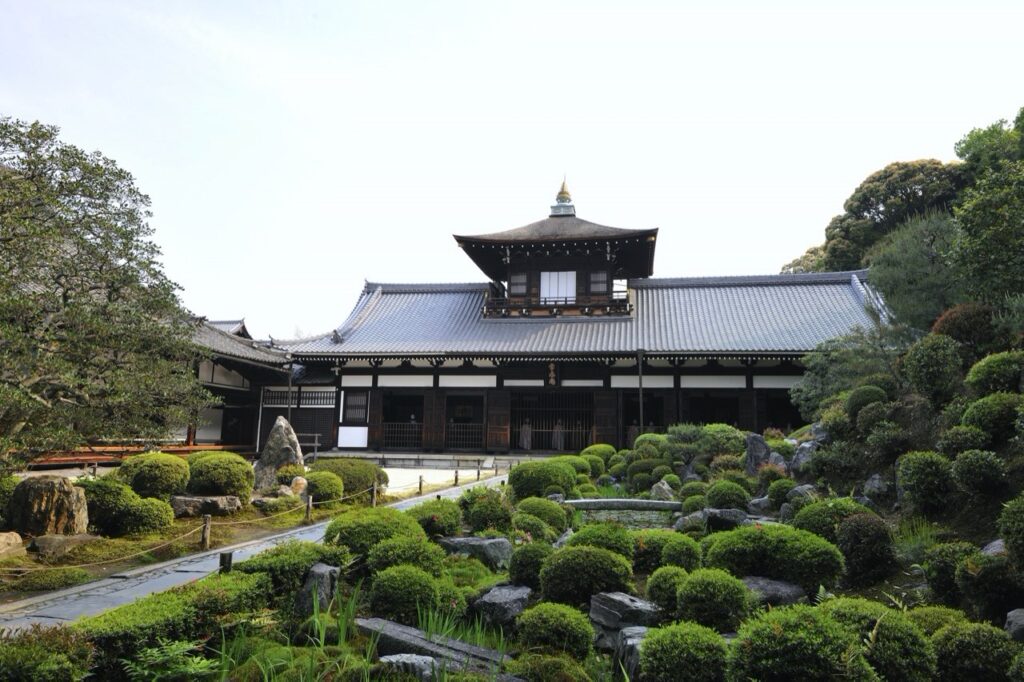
[[0, 475, 506, 630]]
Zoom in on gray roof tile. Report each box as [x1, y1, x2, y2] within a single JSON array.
[[193, 323, 291, 365]]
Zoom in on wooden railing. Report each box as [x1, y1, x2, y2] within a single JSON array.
[[444, 423, 484, 450]]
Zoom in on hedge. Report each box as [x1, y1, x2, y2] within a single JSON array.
[[235, 540, 352, 597], [539, 545, 633, 606], [516, 602, 593, 659], [369, 565, 439, 625], [74, 478, 173, 537], [366, 536, 447, 577], [324, 506, 425, 557], [406, 498, 463, 537], [639, 622, 728, 682], [566, 522, 634, 559], [308, 459, 388, 502], [508, 461, 576, 500], [117, 452, 189, 501], [516, 497, 568, 533], [187, 453, 255, 501], [792, 497, 874, 544]]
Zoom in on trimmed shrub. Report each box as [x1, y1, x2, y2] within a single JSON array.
[[922, 541, 977, 604], [436, 578, 467, 619], [596, 473, 614, 487], [516, 497, 568, 533], [369, 565, 439, 625], [644, 565, 687, 613], [508, 461, 576, 500], [366, 536, 446, 577], [704, 480, 750, 510], [962, 391, 1024, 444], [836, 513, 895, 586], [965, 350, 1024, 395], [187, 453, 254, 501], [632, 529, 680, 574], [856, 400, 891, 433], [936, 425, 990, 456], [511, 512, 556, 543], [630, 473, 654, 494], [680, 481, 708, 498], [608, 463, 627, 479], [581, 443, 616, 462], [582, 455, 605, 477], [639, 621, 728, 682], [709, 455, 742, 474], [955, 552, 1024, 623], [951, 449, 1006, 498], [700, 423, 745, 456], [406, 498, 462, 537], [186, 449, 240, 467], [276, 463, 306, 485], [675, 568, 750, 632], [661, 473, 682, 490], [818, 403, 853, 442], [466, 488, 513, 532], [235, 540, 351, 596], [324, 506, 425, 556], [509, 542, 554, 589], [75, 478, 172, 537], [755, 464, 787, 493], [727, 605, 870, 681], [566, 522, 634, 559], [516, 602, 593, 659], [903, 334, 963, 405], [303, 471, 344, 508], [766, 478, 796, 508], [1001, 493, 1024, 565], [766, 438, 795, 459], [845, 385, 887, 421], [792, 497, 874, 544], [661, 534, 702, 571], [309, 459, 387, 501], [932, 302, 1001, 360], [540, 546, 633, 606], [932, 622, 1017, 682], [128, 498, 174, 535], [548, 455, 591, 477], [704, 524, 844, 592], [505, 654, 589, 682], [651, 464, 673, 481], [0, 626, 94, 681], [897, 451, 952, 514], [906, 605, 969, 635], [117, 452, 189, 501], [575, 473, 590, 486], [682, 494, 706, 513]]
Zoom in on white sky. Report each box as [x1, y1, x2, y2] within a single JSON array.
[[2, 1, 1022, 339]]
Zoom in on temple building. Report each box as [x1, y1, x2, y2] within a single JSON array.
[[258, 184, 885, 453]]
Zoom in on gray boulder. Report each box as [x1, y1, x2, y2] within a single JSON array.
[[169, 495, 242, 517], [553, 528, 574, 548], [810, 422, 830, 443], [438, 537, 513, 570], [7, 476, 88, 537], [674, 511, 706, 532], [295, 562, 341, 619], [0, 531, 25, 560], [768, 452, 788, 471], [546, 493, 565, 503], [649, 480, 675, 501], [378, 654, 436, 682], [779, 502, 795, 521], [590, 592, 661, 630], [254, 416, 303, 490], [30, 533, 98, 560], [473, 585, 531, 627], [1006, 609, 1024, 642], [748, 496, 772, 515], [786, 484, 817, 503], [791, 441, 818, 474], [743, 576, 806, 606], [704, 508, 749, 531], [613, 626, 648, 681], [983, 539, 1007, 557], [745, 434, 772, 476], [290, 476, 308, 497], [854, 495, 877, 511], [863, 474, 889, 497]]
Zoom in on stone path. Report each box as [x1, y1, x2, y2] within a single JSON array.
[[0, 475, 506, 630]]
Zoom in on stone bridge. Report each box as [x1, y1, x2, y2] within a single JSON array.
[[563, 499, 681, 529]]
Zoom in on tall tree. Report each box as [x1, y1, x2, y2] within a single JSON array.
[[0, 118, 211, 468], [954, 107, 1024, 181]]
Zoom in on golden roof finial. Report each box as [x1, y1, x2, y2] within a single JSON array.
[[556, 177, 571, 203]]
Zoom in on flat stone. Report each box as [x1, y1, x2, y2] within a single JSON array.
[[649, 481, 675, 501], [254, 416, 304, 490], [590, 592, 661, 630], [748, 496, 772, 515], [473, 585, 531, 627], [0, 531, 25, 560], [30, 534, 98, 561], [982, 539, 1006, 556], [745, 434, 772, 476], [8, 476, 88, 537], [564, 498, 682, 511], [437, 537, 513, 570], [743, 576, 806, 606], [613, 626, 647, 681], [786, 484, 817, 502], [295, 562, 340, 619], [169, 495, 242, 517], [1006, 609, 1024, 642], [378, 654, 437, 682]]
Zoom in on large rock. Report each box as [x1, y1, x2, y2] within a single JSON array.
[[473, 585, 531, 627], [786, 484, 817, 503], [30, 533, 98, 561], [290, 476, 308, 497], [613, 626, 648, 681], [0, 531, 25, 560], [743, 576, 806, 606], [791, 441, 818, 474], [810, 422, 830, 443], [768, 452, 788, 471], [378, 654, 437, 682], [254, 416, 303, 490], [590, 592, 661, 630], [169, 495, 242, 517], [649, 480, 675, 501], [863, 474, 889, 497], [704, 508, 749, 531], [553, 528, 573, 548], [778, 502, 795, 522], [748, 496, 772, 515], [295, 562, 341, 619], [982, 539, 1007, 557], [438, 537, 513, 571], [1006, 609, 1024, 642], [7, 476, 87, 537], [355, 618, 511, 678], [745, 434, 772, 476]]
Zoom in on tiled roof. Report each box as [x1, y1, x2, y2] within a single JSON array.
[[281, 271, 881, 358], [193, 323, 291, 365], [206, 319, 249, 337], [455, 216, 656, 243]]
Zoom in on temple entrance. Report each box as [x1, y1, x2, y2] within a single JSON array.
[[510, 391, 592, 452], [686, 391, 741, 427], [763, 389, 803, 433], [445, 394, 485, 450], [622, 393, 667, 446], [382, 391, 424, 449]]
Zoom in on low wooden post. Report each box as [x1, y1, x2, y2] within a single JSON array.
[[219, 551, 233, 574], [418, 475, 424, 496], [90, 462, 98, 477], [201, 514, 212, 550], [454, 469, 459, 486], [477, 459, 482, 481], [371, 481, 378, 507], [305, 496, 313, 523]]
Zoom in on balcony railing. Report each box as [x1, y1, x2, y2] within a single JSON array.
[[445, 423, 484, 450], [383, 423, 423, 450], [482, 291, 631, 317]]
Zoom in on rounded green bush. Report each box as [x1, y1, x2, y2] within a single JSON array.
[[309, 459, 387, 501], [936, 425, 991, 456], [954, 552, 1024, 623], [932, 622, 1017, 682], [582, 455, 605, 477], [596, 473, 614, 487], [549, 455, 591, 476], [704, 524, 844, 592], [856, 400, 891, 433], [906, 605, 969, 636], [661, 473, 682, 490], [756, 464, 787, 492], [646, 565, 689, 612], [509, 461, 576, 500], [727, 605, 870, 680], [631, 473, 654, 493], [235, 539, 351, 596], [632, 529, 680, 574], [516, 497, 568, 533], [566, 522, 634, 558], [836, 513, 895, 586], [187, 453, 255, 502], [187, 449, 242, 467], [275, 463, 306, 485], [369, 565, 438, 625], [516, 602, 593, 659], [466, 489, 513, 532], [897, 451, 952, 514], [767, 478, 796, 508], [505, 654, 589, 681], [792, 497, 873, 544], [366, 536, 446, 577], [639, 621, 728, 682], [965, 350, 1024, 395], [581, 443, 616, 462], [714, 470, 755, 495], [682, 494, 706, 513], [406, 498, 462, 537], [922, 541, 977, 604], [117, 452, 189, 501], [680, 481, 708, 498], [704, 480, 750, 510], [845, 385, 887, 421], [509, 542, 554, 589], [903, 333, 963, 405], [575, 473, 590, 486], [511, 512, 556, 543], [1000, 493, 1024, 566], [651, 464, 673, 482], [540, 545, 633, 606], [324, 506, 426, 556], [962, 392, 1024, 444], [75, 478, 172, 536], [628, 458, 669, 480], [675, 568, 750, 632], [700, 423, 746, 456], [952, 449, 1007, 498], [304, 471, 344, 507], [126, 497, 174, 534], [661, 534, 702, 571], [608, 463, 627, 479], [709, 455, 742, 474]]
